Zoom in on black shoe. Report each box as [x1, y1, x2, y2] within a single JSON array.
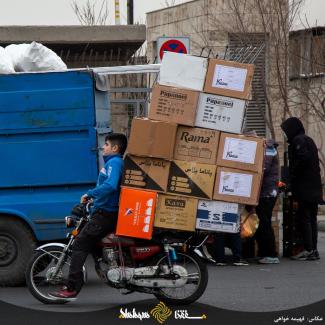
[[307, 250, 320, 260], [291, 250, 313, 261]]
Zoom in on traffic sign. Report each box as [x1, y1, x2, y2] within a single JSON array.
[[157, 37, 190, 62]]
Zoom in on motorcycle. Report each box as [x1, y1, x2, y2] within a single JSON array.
[[26, 203, 209, 305]]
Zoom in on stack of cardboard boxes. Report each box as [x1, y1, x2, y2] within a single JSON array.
[[116, 52, 265, 240]]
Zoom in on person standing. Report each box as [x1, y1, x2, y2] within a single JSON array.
[[255, 139, 280, 264], [281, 117, 323, 261]]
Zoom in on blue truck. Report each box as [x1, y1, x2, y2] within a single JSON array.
[[0, 70, 112, 285]]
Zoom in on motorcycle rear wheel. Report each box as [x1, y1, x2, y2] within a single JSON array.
[[26, 246, 72, 304], [154, 252, 208, 305]]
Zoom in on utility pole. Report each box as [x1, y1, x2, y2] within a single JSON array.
[[115, 0, 120, 25], [127, 0, 134, 25]]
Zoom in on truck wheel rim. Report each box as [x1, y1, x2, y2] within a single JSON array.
[[0, 235, 18, 266]]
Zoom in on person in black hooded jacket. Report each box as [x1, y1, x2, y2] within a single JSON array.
[[281, 117, 323, 261]]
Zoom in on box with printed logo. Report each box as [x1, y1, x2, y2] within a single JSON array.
[[154, 194, 198, 232], [195, 93, 246, 134], [122, 155, 170, 193], [213, 167, 262, 206], [127, 118, 177, 160], [149, 84, 199, 126], [167, 160, 216, 199], [174, 126, 220, 165], [204, 59, 254, 100], [217, 132, 265, 173], [196, 200, 242, 233], [116, 188, 157, 240]]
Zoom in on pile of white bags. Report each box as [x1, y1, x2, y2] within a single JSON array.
[[0, 46, 15, 74], [0, 42, 67, 74]]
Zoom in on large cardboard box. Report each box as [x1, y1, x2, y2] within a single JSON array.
[[217, 132, 265, 173], [149, 84, 199, 126], [122, 155, 170, 193], [204, 59, 254, 100], [116, 188, 157, 240], [195, 93, 246, 134], [196, 200, 242, 233], [127, 118, 177, 160], [213, 167, 262, 205], [174, 126, 220, 165], [159, 52, 208, 91], [167, 160, 216, 199], [154, 194, 198, 232]]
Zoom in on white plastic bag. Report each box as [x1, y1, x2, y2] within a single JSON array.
[[4, 44, 30, 72], [0, 46, 15, 74], [5, 42, 67, 72]]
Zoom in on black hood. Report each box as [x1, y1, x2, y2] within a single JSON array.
[[280, 117, 305, 142]]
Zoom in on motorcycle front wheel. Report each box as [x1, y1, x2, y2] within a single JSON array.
[[154, 252, 208, 305], [26, 245, 72, 304]]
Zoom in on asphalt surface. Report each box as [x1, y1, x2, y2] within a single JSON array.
[[0, 232, 325, 313]]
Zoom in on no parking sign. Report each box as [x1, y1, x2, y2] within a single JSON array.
[[157, 36, 190, 62]]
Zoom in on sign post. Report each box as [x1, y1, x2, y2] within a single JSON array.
[[157, 36, 190, 62]]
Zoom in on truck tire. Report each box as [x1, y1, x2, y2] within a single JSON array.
[[0, 218, 36, 286]]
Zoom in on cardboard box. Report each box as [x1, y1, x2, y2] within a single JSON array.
[[195, 93, 246, 134], [154, 194, 198, 232], [168, 160, 216, 199], [122, 155, 170, 192], [204, 59, 254, 100], [217, 132, 265, 173], [149, 84, 199, 126], [127, 118, 177, 160], [159, 52, 208, 91], [213, 167, 262, 205], [116, 188, 157, 240], [174, 126, 220, 164], [196, 200, 242, 233]]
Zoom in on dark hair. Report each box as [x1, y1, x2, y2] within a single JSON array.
[[105, 133, 127, 155]]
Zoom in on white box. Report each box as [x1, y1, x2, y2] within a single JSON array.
[[195, 93, 246, 134], [196, 200, 241, 233], [159, 52, 208, 91]]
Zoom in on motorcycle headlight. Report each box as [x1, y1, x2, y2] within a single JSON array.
[[65, 216, 75, 228]]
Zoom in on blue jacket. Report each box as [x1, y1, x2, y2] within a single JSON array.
[[87, 154, 124, 212]]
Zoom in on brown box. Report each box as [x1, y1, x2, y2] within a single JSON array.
[[154, 194, 198, 232], [204, 59, 255, 100], [167, 160, 217, 199], [217, 132, 265, 173], [149, 84, 199, 126], [174, 126, 220, 165], [127, 118, 177, 160], [122, 155, 170, 193], [213, 167, 262, 205]]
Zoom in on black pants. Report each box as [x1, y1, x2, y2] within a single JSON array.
[[255, 197, 278, 258], [296, 201, 318, 252], [213, 232, 243, 263], [67, 210, 118, 292]]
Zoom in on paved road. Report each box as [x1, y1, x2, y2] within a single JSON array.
[[1, 232, 325, 313]]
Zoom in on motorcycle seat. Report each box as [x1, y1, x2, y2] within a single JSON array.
[[101, 233, 136, 245]]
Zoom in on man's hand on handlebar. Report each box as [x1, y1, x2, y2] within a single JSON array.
[[80, 194, 90, 204]]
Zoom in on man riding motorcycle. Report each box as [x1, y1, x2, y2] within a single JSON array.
[[49, 133, 127, 300]]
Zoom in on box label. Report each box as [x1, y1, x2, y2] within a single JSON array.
[[222, 137, 257, 164], [218, 171, 253, 197], [212, 65, 248, 92]]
